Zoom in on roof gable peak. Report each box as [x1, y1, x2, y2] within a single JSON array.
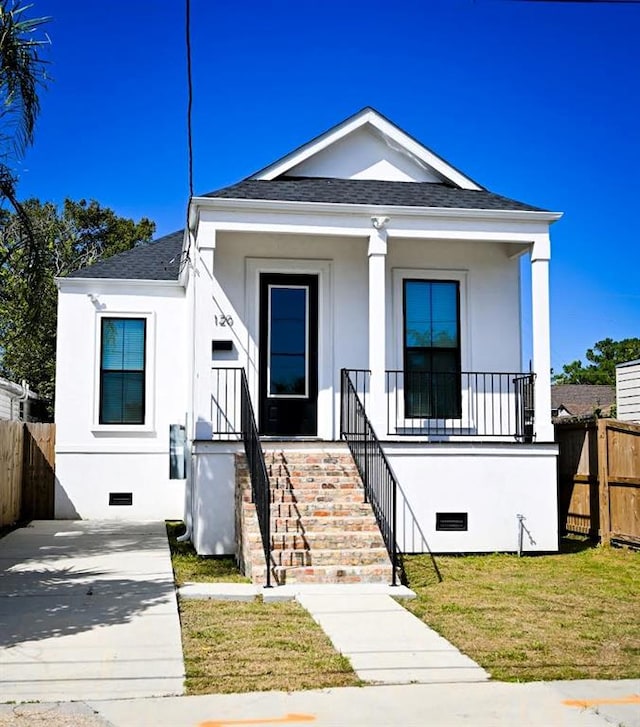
[[251, 108, 483, 191]]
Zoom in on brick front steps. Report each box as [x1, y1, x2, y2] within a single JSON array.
[[236, 447, 393, 586]]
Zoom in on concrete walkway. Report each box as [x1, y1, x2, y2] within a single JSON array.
[[179, 581, 489, 684], [0, 520, 184, 702], [297, 590, 489, 684]]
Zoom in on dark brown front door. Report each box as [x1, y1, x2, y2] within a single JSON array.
[[259, 273, 318, 436]]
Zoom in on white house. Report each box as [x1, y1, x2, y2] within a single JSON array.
[[0, 377, 46, 422], [616, 360, 640, 422], [55, 108, 561, 582]]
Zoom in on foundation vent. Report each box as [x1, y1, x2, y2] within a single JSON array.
[[109, 492, 133, 506], [436, 512, 468, 531]]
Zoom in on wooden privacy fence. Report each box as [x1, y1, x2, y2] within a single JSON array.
[[0, 422, 55, 527], [556, 418, 640, 547]]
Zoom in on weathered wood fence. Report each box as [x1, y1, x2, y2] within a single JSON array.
[[0, 422, 55, 527], [556, 418, 640, 547]]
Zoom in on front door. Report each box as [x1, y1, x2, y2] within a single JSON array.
[[259, 273, 318, 436]]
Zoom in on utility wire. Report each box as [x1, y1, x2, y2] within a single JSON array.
[[505, 1, 640, 4], [185, 0, 194, 201], [179, 0, 194, 273]]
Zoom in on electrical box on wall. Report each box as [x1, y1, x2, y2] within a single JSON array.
[[169, 424, 186, 479]]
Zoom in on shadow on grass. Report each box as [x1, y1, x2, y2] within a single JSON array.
[[559, 534, 599, 554], [166, 521, 249, 584]]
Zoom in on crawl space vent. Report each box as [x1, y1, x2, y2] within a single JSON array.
[[436, 512, 468, 531], [109, 492, 133, 506]]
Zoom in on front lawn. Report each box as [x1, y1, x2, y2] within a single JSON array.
[[180, 599, 360, 694], [166, 521, 360, 694], [403, 538, 640, 681]]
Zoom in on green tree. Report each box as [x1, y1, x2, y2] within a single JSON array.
[[553, 338, 640, 386], [0, 198, 155, 409]]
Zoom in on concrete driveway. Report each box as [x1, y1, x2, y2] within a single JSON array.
[[0, 520, 184, 702]]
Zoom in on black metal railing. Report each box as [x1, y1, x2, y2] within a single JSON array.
[[211, 368, 271, 587], [340, 369, 401, 586], [239, 369, 272, 588], [211, 367, 243, 439], [386, 370, 536, 440]]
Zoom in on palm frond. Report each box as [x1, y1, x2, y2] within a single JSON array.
[[0, 0, 50, 157]]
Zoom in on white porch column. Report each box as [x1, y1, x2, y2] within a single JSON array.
[[531, 233, 554, 442], [368, 217, 388, 435], [192, 224, 216, 440]]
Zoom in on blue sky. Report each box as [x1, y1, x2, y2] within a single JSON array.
[[14, 0, 640, 373]]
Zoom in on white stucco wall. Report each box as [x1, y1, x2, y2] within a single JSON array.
[[386, 443, 558, 553], [616, 360, 640, 422], [55, 281, 188, 519], [190, 442, 237, 555]]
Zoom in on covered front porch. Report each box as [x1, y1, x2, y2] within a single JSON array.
[[207, 366, 536, 444]]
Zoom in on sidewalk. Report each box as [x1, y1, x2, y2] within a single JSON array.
[[1, 679, 638, 726], [0, 520, 184, 702]]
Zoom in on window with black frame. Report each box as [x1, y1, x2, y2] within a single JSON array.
[[403, 280, 461, 419], [99, 317, 146, 424]]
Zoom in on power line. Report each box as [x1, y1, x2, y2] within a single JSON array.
[[504, 1, 640, 4], [179, 0, 194, 274], [185, 0, 194, 201]]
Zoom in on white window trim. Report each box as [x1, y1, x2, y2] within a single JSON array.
[[392, 268, 472, 431], [91, 310, 156, 434]]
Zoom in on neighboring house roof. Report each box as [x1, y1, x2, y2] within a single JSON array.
[[68, 230, 184, 280], [203, 177, 543, 212], [551, 384, 616, 420]]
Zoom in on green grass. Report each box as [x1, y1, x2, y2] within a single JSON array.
[[180, 599, 360, 694], [166, 521, 360, 694], [402, 537, 640, 682], [166, 521, 250, 586]]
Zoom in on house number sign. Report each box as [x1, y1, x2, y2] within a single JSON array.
[[215, 314, 234, 328]]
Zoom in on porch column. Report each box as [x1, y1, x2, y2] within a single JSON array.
[[192, 225, 216, 440], [368, 217, 388, 435], [531, 233, 554, 442]]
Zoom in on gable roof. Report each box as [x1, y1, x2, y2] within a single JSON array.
[[204, 177, 544, 212], [251, 107, 483, 190], [68, 230, 184, 280], [551, 384, 615, 419]]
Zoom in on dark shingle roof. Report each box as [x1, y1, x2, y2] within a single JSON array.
[[204, 177, 544, 212], [69, 230, 184, 280], [551, 385, 616, 419], [66, 178, 543, 282]]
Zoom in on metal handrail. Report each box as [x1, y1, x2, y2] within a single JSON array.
[[238, 370, 271, 587], [340, 368, 401, 586]]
